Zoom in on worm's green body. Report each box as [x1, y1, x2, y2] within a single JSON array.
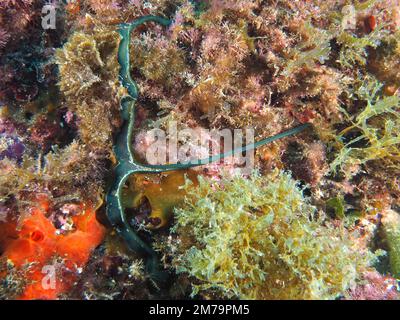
[[106, 15, 311, 282]]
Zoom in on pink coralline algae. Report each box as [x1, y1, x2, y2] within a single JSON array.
[[0, 118, 25, 161], [0, 0, 42, 50], [0, 0, 62, 104], [0, 28, 10, 49], [134, 126, 242, 177], [347, 272, 399, 300]]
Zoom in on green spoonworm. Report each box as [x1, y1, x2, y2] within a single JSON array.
[[106, 15, 311, 283]]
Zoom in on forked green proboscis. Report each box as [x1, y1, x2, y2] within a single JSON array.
[[106, 15, 311, 284]]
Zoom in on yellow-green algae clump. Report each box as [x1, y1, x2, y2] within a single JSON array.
[[382, 210, 400, 278], [171, 171, 375, 300], [56, 17, 124, 153]]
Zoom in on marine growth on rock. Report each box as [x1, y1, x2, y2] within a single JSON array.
[[0, 0, 399, 301]]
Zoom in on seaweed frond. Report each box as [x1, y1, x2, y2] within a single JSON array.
[[282, 22, 332, 77], [56, 18, 124, 152], [331, 78, 400, 174], [171, 171, 374, 300], [382, 210, 400, 278], [337, 25, 386, 68]]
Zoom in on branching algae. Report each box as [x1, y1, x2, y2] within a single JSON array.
[[172, 171, 374, 299], [106, 15, 311, 282]]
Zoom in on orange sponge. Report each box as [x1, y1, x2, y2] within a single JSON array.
[[0, 199, 105, 300]]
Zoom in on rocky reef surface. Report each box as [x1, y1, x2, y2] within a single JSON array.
[[0, 0, 399, 300]]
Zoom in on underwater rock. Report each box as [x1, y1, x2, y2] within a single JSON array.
[[0, 117, 26, 161], [1, 0, 400, 301], [347, 271, 399, 300], [282, 141, 327, 186]]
